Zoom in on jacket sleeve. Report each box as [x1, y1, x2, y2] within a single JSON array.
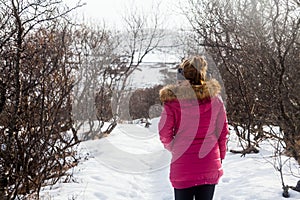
[[158, 103, 175, 151], [216, 99, 229, 160]]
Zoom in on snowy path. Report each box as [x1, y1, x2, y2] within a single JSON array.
[[41, 122, 300, 200], [75, 124, 173, 200], [41, 123, 174, 200]]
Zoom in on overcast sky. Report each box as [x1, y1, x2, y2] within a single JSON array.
[[64, 0, 189, 29]]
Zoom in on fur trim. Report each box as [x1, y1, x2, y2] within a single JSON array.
[[159, 79, 221, 103]]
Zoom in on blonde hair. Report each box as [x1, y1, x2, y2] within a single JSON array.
[[179, 56, 208, 85]]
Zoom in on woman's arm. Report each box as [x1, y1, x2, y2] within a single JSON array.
[[158, 103, 175, 151], [216, 100, 229, 160]]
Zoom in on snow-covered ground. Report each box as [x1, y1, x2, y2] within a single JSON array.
[[41, 118, 300, 200]]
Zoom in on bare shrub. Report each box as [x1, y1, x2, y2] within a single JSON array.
[[128, 85, 163, 126], [0, 1, 82, 199]]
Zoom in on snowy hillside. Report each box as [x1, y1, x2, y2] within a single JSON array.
[[41, 118, 300, 200], [127, 47, 181, 89]]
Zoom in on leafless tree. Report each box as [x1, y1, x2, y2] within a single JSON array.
[[72, 4, 164, 139], [114, 3, 165, 122], [184, 0, 299, 154], [183, 0, 299, 194], [71, 23, 123, 140], [0, 0, 83, 199]]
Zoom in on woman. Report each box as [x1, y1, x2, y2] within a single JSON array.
[[158, 56, 229, 200]]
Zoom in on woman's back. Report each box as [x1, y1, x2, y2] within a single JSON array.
[[159, 82, 228, 189], [158, 56, 229, 200]]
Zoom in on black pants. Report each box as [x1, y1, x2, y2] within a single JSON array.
[[174, 184, 215, 200]]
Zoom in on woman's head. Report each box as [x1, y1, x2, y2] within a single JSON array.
[[177, 56, 207, 85]]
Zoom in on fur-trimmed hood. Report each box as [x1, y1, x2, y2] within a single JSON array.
[[159, 79, 221, 103]]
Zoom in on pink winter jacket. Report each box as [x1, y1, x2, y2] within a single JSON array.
[[158, 79, 229, 189]]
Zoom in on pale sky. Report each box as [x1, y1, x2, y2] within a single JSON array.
[[64, 0, 189, 29]]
